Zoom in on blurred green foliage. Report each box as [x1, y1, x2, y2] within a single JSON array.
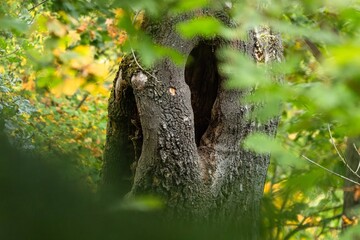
[[1, 0, 360, 239]]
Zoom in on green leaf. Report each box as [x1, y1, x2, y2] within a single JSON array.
[[244, 133, 304, 167], [176, 16, 223, 38], [220, 48, 268, 89], [0, 17, 28, 33], [154, 45, 186, 65], [113, 195, 164, 212], [172, 0, 209, 13]]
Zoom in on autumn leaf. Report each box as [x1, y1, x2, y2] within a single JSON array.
[[47, 19, 67, 37], [51, 77, 85, 96], [22, 73, 36, 91], [113, 8, 125, 19], [68, 45, 95, 69], [85, 63, 108, 78], [68, 30, 81, 45], [342, 214, 358, 227]]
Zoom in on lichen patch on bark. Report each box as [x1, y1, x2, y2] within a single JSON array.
[[131, 71, 148, 90]]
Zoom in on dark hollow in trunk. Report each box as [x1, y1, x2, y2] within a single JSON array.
[[185, 41, 220, 146]]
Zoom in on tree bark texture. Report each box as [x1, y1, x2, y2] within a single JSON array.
[[102, 10, 283, 227]]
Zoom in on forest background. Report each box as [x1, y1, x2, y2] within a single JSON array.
[[1, 0, 360, 239]]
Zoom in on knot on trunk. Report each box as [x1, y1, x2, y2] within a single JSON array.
[[131, 72, 148, 90]]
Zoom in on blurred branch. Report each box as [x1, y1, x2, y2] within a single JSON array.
[[353, 143, 360, 173], [328, 125, 360, 179], [0, 48, 20, 59], [129, 11, 158, 81], [316, 205, 342, 213], [302, 155, 360, 186], [275, 191, 291, 239], [28, 0, 49, 12], [284, 214, 342, 240], [304, 38, 322, 61], [76, 93, 89, 110]]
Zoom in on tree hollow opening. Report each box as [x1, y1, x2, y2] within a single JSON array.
[[185, 41, 220, 146]]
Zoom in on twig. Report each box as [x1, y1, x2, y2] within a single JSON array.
[[27, 0, 49, 12], [76, 93, 89, 110], [302, 155, 360, 186], [353, 143, 360, 173], [284, 214, 342, 240], [129, 11, 159, 82], [328, 124, 360, 179], [0, 48, 20, 59], [304, 37, 322, 61], [130, 50, 158, 81]]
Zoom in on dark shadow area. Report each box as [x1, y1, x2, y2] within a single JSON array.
[[101, 71, 143, 198], [185, 41, 220, 146], [0, 117, 266, 240]]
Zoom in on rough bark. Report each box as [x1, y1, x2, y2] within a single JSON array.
[[102, 63, 142, 197], [343, 137, 360, 229], [102, 9, 283, 235]]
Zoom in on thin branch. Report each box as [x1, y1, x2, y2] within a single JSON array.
[[76, 93, 89, 110], [353, 143, 360, 173], [328, 125, 347, 164], [315, 205, 342, 214], [0, 48, 20, 59], [302, 155, 360, 186], [328, 124, 360, 179], [270, 164, 278, 194], [284, 214, 342, 240], [130, 50, 158, 81], [129, 11, 159, 82], [27, 0, 49, 12], [304, 37, 322, 61]]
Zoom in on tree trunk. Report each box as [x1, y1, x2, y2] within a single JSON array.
[[102, 9, 282, 236], [343, 137, 360, 229]]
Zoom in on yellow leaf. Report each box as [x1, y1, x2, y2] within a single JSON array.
[[74, 45, 94, 56], [96, 85, 110, 96], [31, 14, 48, 33], [342, 215, 358, 227], [69, 45, 95, 69], [295, 40, 303, 50], [134, 10, 145, 29], [47, 19, 67, 37], [113, 8, 125, 19], [80, 105, 89, 112], [53, 47, 65, 57], [84, 83, 96, 93], [22, 73, 36, 91], [297, 214, 305, 222], [288, 133, 297, 140], [263, 182, 271, 194], [84, 84, 109, 96], [293, 191, 304, 202], [85, 63, 108, 78], [20, 56, 27, 66], [68, 30, 81, 45], [51, 77, 85, 96]]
